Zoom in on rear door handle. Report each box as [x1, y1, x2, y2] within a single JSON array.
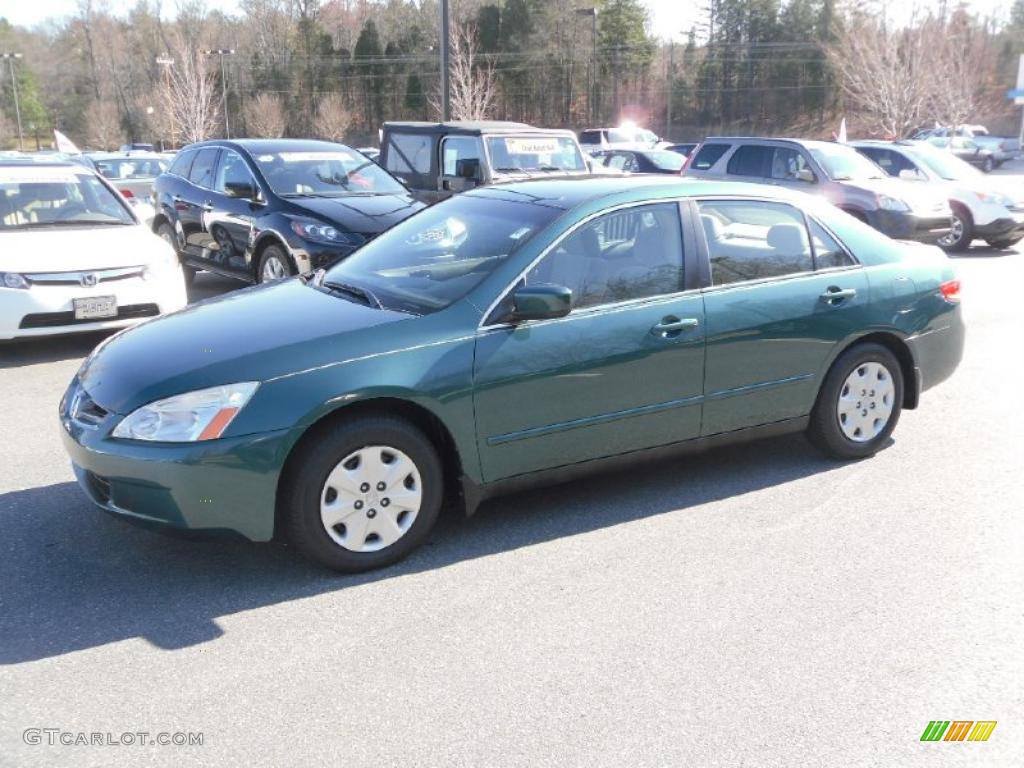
[[820, 287, 856, 304], [651, 317, 700, 336]]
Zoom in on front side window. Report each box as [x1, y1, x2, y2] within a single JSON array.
[[253, 148, 405, 196], [385, 133, 433, 175], [697, 200, 812, 285], [322, 194, 561, 315], [215, 150, 257, 195], [188, 148, 220, 188], [524, 203, 684, 310], [726, 145, 770, 177], [769, 147, 813, 182], [485, 136, 586, 172], [0, 168, 134, 229], [441, 136, 482, 176]]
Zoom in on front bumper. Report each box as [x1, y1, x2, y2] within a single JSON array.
[[873, 210, 952, 244], [0, 271, 187, 341], [60, 379, 293, 541], [290, 240, 360, 272], [974, 212, 1024, 242]]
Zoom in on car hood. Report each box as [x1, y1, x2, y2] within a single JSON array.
[[289, 193, 425, 235], [78, 278, 414, 414], [0, 224, 168, 273]]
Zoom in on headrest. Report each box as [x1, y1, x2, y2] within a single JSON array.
[[565, 226, 601, 258], [700, 213, 723, 243], [767, 223, 807, 255]]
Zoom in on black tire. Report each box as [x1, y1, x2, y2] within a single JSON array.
[[807, 343, 904, 460], [256, 244, 295, 284], [939, 204, 973, 252], [156, 221, 196, 286], [986, 237, 1022, 250], [283, 415, 444, 572], [981, 156, 994, 173]]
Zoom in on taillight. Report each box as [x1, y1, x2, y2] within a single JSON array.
[[120, 188, 134, 198], [939, 279, 961, 302]]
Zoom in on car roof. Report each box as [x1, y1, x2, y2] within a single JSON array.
[[462, 176, 813, 210], [383, 121, 573, 136], [701, 137, 842, 151], [89, 151, 167, 160], [184, 138, 355, 154]]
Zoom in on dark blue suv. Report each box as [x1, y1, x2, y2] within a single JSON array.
[[152, 139, 424, 285]]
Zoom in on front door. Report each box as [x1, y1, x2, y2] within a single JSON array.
[[696, 198, 869, 435], [178, 147, 221, 263], [209, 149, 259, 275], [473, 202, 706, 482]]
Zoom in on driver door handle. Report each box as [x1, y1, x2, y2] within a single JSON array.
[[651, 317, 700, 336], [820, 287, 857, 304]]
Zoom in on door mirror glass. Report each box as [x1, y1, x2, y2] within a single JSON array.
[[224, 180, 257, 199], [455, 158, 481, 180], [898, 168, 923, 181], [510, 284, 572, 321]]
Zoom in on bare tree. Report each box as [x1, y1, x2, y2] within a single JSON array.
[[166, 44, 221, 144], [86, 99, 123, 149], [431, 23, 496, 121], [923, 11, 999, 128], [243, 92, 288, 138], [312, 93, 353, 142], [829, 15, 932, 138]]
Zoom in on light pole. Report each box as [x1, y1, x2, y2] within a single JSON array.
[[574, 9, 597, 125], [200, 49, 235, 138], [439, 0, 450, 121], [156, 56, 176, 149], [1, 53, 24, 151]]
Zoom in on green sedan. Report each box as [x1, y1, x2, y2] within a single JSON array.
[[60, 177, 964, 572]]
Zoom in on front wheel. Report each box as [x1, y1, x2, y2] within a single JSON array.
[[981, 156, 994, 173], [257, 245, 295, 283], [938, 206, 973, 252], [807, 343, 904, 460], [283, 415, 444, 572]]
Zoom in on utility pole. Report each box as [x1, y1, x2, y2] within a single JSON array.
[[156, 56, 175, 150], [576, 8, 597, 126], [439, 0, 451, 121], [1, 53, 24, 151], [200, 49, 235, 138], [666, 41, 674, 141]]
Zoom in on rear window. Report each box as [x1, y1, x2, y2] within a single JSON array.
[[690, 143, 730, 171], [168, 149, 196, 177], [188, 148, 220, 187], [385, 133, 433, 175], [726, 145, 770, 177]]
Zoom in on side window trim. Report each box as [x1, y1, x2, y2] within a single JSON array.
[[803, 212, 861, 271], [188, 148, 221, 191], [480, 199, 692, 329]]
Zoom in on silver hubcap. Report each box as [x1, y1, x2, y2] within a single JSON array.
[[320, 445, 422, 553], [837, 362, 895, 443], [261, 255, 287, 282], [939, 215, 963, 246]]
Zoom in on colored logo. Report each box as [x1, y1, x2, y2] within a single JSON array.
[[920, 721, 997, 742]]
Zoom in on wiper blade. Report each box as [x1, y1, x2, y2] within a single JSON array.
[[494, 166, 525, 173], [322, 279, 382, 309]]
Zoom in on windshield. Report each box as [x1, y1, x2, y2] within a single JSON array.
[[643, 150, 686, 171], [907, 146, 981, 181], [486, 136, 587, 172], [253, 149, 406, 196], [0, 167, 135, 229], [809, 145, 887, 181], [94, 157, 168, 180], [322, 194, 562, 314]]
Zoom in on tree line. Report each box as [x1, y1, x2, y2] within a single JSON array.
[[0, 0, 1021, 151]]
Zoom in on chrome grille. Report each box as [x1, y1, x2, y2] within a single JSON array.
[[68, 386, 109, 428], [25, 266, 146, 286]]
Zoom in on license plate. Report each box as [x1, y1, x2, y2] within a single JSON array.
[[73, 296, 117, 320]]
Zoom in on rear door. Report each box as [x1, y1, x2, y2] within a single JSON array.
[[696, 197, 868, 435], [178, 147, 221, 262]]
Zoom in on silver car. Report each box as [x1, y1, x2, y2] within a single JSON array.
[[684, 138, 952, 244], [90, 152, 170, 202]]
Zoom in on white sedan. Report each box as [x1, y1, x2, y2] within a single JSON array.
[[0, 161, 187, 340]]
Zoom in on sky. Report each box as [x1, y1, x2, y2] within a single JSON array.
[[0, 0, 1013, 42]]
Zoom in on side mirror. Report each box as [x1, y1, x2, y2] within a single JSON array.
[[795, 168, 816, 183], [224, 180, 258, 200], [898, 168, 922, 181], [455, 158, 481, 181], [510, 284, 572, 322]]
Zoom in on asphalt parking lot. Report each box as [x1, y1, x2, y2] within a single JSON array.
[[1, 172, 1023, 766]]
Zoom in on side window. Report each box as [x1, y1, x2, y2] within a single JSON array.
[[690, 142, 730, 171], [441, 136, 482, 176], [770, 147, 813, 182], [188, 148, 219, 188], [605, 153, 628, 171], [809, 219, 855, 269], [697, 200, 812, 286], [622, 154, 639, 172], [168, 149, 196, 177], [525, 203, 684, 310], [385, 133, 432, 174], [726, 145, 770, 177], [215, 150, 257, 196]]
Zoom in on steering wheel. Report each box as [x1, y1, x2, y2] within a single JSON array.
[[54, 204, 89, 221]]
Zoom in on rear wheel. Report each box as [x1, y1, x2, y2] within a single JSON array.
[[257, 244, 294, 283], [981, 156, 994, 173], [807, 343, 904, 460], [283, 415, 444, 572], [156, 221, 195, 286], [938, 205, 973, 252]]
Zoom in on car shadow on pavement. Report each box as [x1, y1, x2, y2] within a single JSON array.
[[0, 431, 850, 665]]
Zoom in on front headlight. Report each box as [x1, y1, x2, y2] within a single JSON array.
[[1, 272, 29, 289], [976, 191, 1014, 208], [290, 219, 361, 246], [112, 382, 259, 442], [877, 195, 910, 212]]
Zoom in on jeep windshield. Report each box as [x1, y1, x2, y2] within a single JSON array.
[[321, 194, 561, 315], [253, 149, 406, 196], [486, 136, 587, 173]]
